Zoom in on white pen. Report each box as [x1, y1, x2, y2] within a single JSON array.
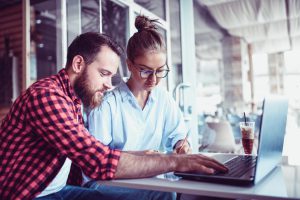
[[178, 128, 190, 152]]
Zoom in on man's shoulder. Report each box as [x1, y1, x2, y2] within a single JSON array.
[[31, 77, 55, 88], [28, 76, 68, 100]]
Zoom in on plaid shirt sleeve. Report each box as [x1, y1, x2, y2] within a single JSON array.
[[28, 87, 121, 180]]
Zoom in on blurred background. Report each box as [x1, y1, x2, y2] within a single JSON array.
[[0, 0, 299, 164]]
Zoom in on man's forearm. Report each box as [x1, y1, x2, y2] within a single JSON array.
[[114, 152, 229, 179], [114, 152, 177, 179]]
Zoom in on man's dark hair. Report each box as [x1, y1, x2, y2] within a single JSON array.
[[66, 32, 123, 68]]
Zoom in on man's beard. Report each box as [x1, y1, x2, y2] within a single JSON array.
[[73, 70, 103, 109]]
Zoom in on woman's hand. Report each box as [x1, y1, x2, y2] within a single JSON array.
[[173, 139, 192, 154]]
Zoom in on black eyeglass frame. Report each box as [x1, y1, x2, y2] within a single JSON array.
[[131, 62, 170, 79]]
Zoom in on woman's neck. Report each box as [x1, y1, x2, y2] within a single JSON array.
[[126, 78, 150, 109]]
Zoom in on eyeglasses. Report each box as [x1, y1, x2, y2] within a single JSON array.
[[132, 63, 170, 79]]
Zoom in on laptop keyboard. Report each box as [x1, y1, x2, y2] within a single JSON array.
[[217, 156, 257, 177]]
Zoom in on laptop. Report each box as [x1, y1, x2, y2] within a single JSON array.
[[174, 96, 288, 186]]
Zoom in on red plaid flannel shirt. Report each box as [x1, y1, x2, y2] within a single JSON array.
[[0, 69, 121, 200]]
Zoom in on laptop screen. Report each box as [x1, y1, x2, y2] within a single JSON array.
[[254, 96, 288, 184]]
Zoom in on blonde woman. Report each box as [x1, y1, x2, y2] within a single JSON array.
[[86, 15, 192, 200]]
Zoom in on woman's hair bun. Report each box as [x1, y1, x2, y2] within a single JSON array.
[[135, 15, 159, 32], [127, 15, 165, 61]]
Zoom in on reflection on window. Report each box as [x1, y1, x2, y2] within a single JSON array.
[[67, 0, 81, 46], [196, 60, 222, 116], [102, 0, 128, 85], [169, 0, 183, 87], [252, 54, 269, 101], [30, 0, 58, 83], [134, 0, 166, 20], [81, 0, 99, 33], [284, 50, 300, 129]]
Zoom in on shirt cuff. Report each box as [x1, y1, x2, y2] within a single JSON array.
[[102, 149, 121, 180]]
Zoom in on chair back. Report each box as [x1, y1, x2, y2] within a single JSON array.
[[204, 121, 236, 153]]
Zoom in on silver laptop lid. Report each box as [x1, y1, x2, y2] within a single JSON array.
[[254, 96, 288, 184]]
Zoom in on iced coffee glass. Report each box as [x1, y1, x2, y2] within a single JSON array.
[[239, 122, 255, 154]]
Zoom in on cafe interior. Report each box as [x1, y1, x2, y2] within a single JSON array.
[[0, 0, 300, 197]]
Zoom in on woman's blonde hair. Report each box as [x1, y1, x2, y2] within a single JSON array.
[[127, 15, 166, 62]]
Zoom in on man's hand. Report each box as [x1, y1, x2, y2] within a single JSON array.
[[173, 154, 228, 174], [173, 139, 192, 154]]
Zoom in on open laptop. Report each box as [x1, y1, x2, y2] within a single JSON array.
[[174, 96, 288, 186]]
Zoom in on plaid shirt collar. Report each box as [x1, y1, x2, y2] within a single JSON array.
[[58, 69, 81, 105]]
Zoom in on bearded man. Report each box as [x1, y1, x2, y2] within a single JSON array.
[[0, 32, 227, 200]]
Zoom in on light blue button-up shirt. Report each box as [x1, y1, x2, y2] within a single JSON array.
[[88, 81, 187, 152]]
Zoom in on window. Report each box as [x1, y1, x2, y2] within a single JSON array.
[[81, 0, 100, 33], [134, 0, 166, 20], [252, 54, 270, 102], [169, 0, 183, 87], [102, 0, 129, 85], [282, 50, 300, 165], [30, 0, 58, 83]]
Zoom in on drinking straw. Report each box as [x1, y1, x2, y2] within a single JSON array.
[[243, 112, 247, 123]]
